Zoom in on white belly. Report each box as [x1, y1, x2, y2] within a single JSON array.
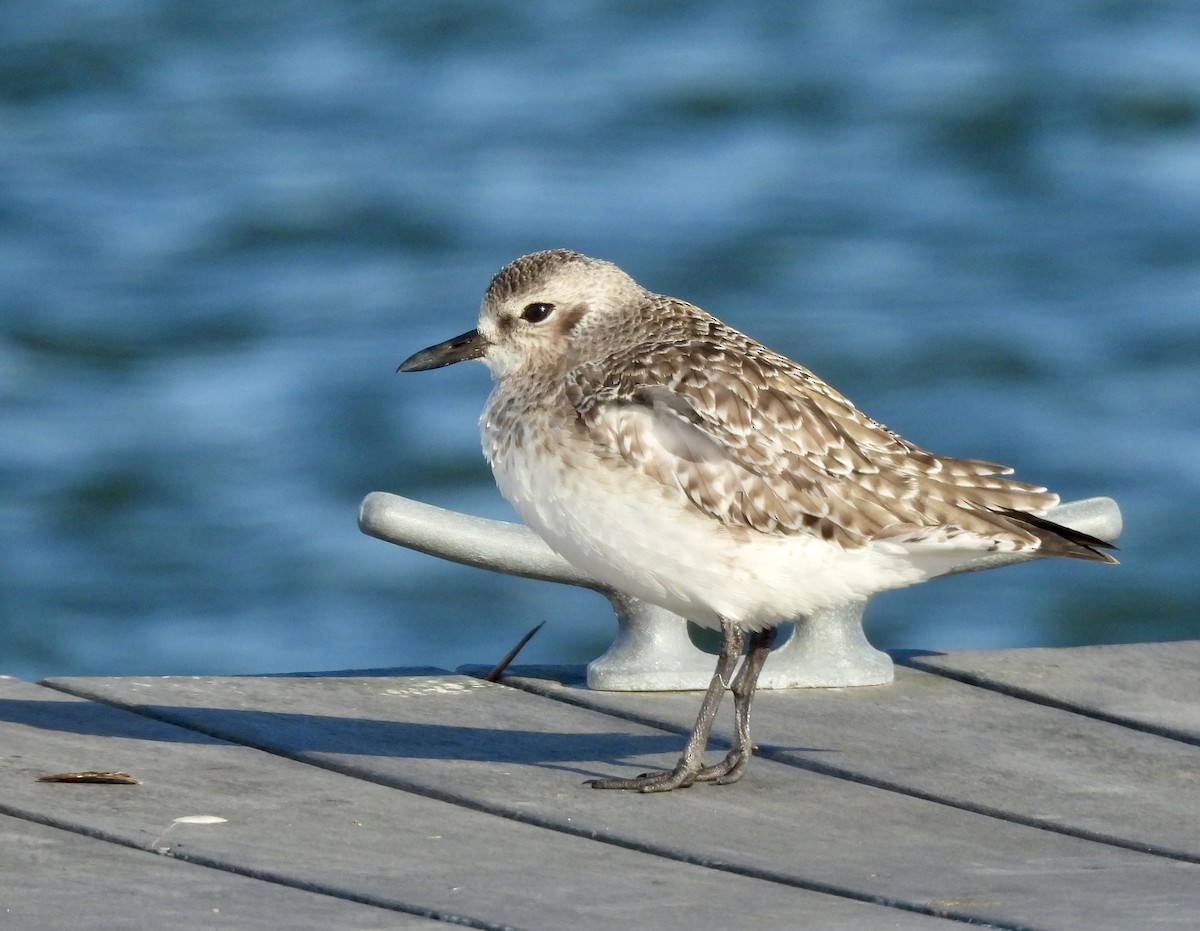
[[487, 432, 930, 630]]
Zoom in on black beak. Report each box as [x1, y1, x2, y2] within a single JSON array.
[[397, 328, 488, 373]]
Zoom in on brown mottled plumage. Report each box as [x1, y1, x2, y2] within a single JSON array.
[[569, 303, 1071, 552], [399, 249, 1116, 792]]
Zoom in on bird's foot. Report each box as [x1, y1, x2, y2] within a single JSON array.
[[586, 746, 753, 792], [585, 761, 702, 793], [693, 746, 750, 785]]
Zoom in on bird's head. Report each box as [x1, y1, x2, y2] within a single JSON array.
[[398, 250, 644, 380]]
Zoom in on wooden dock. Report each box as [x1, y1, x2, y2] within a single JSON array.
[[3, 640, 1198, 929]]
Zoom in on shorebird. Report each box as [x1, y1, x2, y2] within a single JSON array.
[[398, 249, 1116, 792]]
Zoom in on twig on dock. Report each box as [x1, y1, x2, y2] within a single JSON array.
[[485, 621, 546, 681]]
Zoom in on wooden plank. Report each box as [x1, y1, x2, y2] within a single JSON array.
[[1, 678, 943, 931], [899, 641, 1200, 742], [485, 661, 1200, 861], [45, 669, 1200, 931], [0, 811, 442, 930]]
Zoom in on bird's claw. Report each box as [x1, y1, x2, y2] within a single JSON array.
[[585, 745, 751, 792], [585, 765, 700, 793]]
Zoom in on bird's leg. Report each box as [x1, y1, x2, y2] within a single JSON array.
[[587, 619, 744, 792], [694, 625, 777, 785]]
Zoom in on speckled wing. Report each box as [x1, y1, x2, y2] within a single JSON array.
[[566, 316, 1062, 554]]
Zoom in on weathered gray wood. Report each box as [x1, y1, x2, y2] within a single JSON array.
[[0, 811, 440, 930], [2, 678, 944, 931], [900, 641, 1200, 743], [482, 662, 1200, 861], [45, 669, 1200, 930]]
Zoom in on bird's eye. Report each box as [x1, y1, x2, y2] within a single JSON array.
[[521, 302, 555, 323]]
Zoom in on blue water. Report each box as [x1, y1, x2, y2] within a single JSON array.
[[2, 1, 1197, 680]]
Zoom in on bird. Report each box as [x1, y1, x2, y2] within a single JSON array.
[[398, 249, 1117, 792]]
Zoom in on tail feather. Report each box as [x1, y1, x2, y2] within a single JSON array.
[[995, 508, 1119, 564]]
